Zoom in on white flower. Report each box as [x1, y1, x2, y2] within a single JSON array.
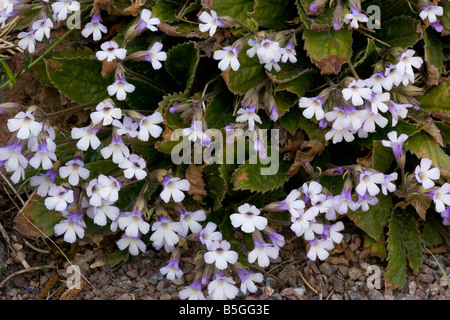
[[360, 110, 388, 133], [29, 170, 57, 197], [280, 189, 306, 215], [71, 126, 101, 151], [86, 202, 119, 226], [364, 72, 392, 94], [290, 207, 323, 240], [326, 221, 345, 244], [230, 203, 267, 233], [235, 105, 262, 130], [432, 183, 450, 213], [107, 75, 135, 101], [256, 38, 281, 64], [307, 237, 334, 261], [44, 185, 74, 212], [213, 46, 240, 71], [302, 181, 323, 201], [381, 131, 408, 159], [28, 124, 56, 153], [356, 171, 385, 196], [179, 279, 205, 300], [138, 9, 160, 32], [178, 209, 206, 237], [97, 174, 121, 203], [150, 215, 183, 252], [118, 154, 147, 180], [384, 64, 404, 87], [199, 10, 223, 37], [208, 272, 238, 300], [118, 211, 150, 238], [237, 270, 264, 294], [342, 79, 372, 106], [369, 92, 390, 114], [197, 222, 222, 247], [54, 214, 85, 243], [96, 41, 127, 62], [343, 6, 369, 29], [116, 235, 146, 256], [415, 158, 440, 190], [204, 240, 238, 270], [51, 0, 80, 22], [7, 111, 42, 139], [248, 237, 279, 268], [159, 176, 190, 203], [113, 117, 139, 138], [381, 172, 398, 196], [32, 16, 53, 42], [100, 135, 130, 164], [28, 139, 57, 170], [137, 112, 163, 141], [419, 5, 443, 24], [59, 157, 90, 186], [395, 50, 423, 85], [81, 14, 107, 41], [142, 42, 167, 70], [299, 96, 325, 121], [160, 258, 183, 281], [325, 127, 355, 144], [0, 141, 28, 173], [90, 100, 122, 125], [280, 42, 297, 63]]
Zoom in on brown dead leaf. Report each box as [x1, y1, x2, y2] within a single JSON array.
[[422, 119, 444, 147], [284, 140, 324, 176], [325, 257, 349, 265], [185, 164, 207, 201], [234, 171, 249, 184], [310, 55, 349, 75], [101, 59, 117, 77], [123, 0, 146, 16], [356, 151, 373, 168]]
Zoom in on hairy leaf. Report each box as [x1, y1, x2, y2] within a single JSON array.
[[302, 28, 353, 75], [376, 16, 422, 49], [165, 41, 200, 92]]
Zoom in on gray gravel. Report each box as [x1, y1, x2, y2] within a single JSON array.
[[0, 229, 449, 300]]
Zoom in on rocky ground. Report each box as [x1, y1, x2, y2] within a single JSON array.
[[0, 220, 449, 301]]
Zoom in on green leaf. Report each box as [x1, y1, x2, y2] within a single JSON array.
[[107, 249, 128, 267], [372, 140, 395, 173], [14, 193, 62, 238], [363, 233, 387, 260], [279, 107, 301, 135], [295, 0, 336, 31], [423, 30, 444, 75], [386, 210, 423, 290], [126, 78, 166, 110], [152, 0, 178, 23], [226, 43, 267, 95], [45, 50, 113, 104], [253, 0, 296, 29], [204, 164, 228, 210], [423, 220, 443, 246], [416, 82, 450, 111], [204, 90, 235, 129], [231, 148, 291, 193], [404, 131, 450, 176], [346, 194, 392, 242], [211, 0, 254, 27], [165, 41, 199, 92], [275, 69, 314, 96], [0, 59, 16, 89], [375, 16, 422, 49], [84, 160, 118, 178], [440, 3, 450, 30], [302, 28, 353, 75]]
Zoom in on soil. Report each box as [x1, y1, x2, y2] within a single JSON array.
[[0, 33, 449, 302]]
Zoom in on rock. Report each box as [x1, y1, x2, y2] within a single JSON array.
[[338, 265, 349, 277], [417, 274, 434, 283], [266, 277, 277, 288], [319, 263, 333, 277], [440, 276, 449, 288], [348, 267, 362, 281], [329, 274, 345, 293], [116, 293, 132, 300], [280, 288, 294, 297], [159, 293, 171, 300], [278, 265, 300, 287], [126, 269, 138, 279], [293, 287, 306, 299], [149, 271, 164, 285], [408, 281, 417, 295], [330, 294, 342, 300], [424, 259, 438, 269], [349, 292, 363, 300], [367, 289, 385, 300], [262, 286, 274, 296], [430, 284, 440, 296], [271, 293, 283, 300]]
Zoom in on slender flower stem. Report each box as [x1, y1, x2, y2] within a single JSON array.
[[0, 27, 75, 91]]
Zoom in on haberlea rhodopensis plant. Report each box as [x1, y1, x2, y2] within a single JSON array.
[[0, 0, 449, 299]]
